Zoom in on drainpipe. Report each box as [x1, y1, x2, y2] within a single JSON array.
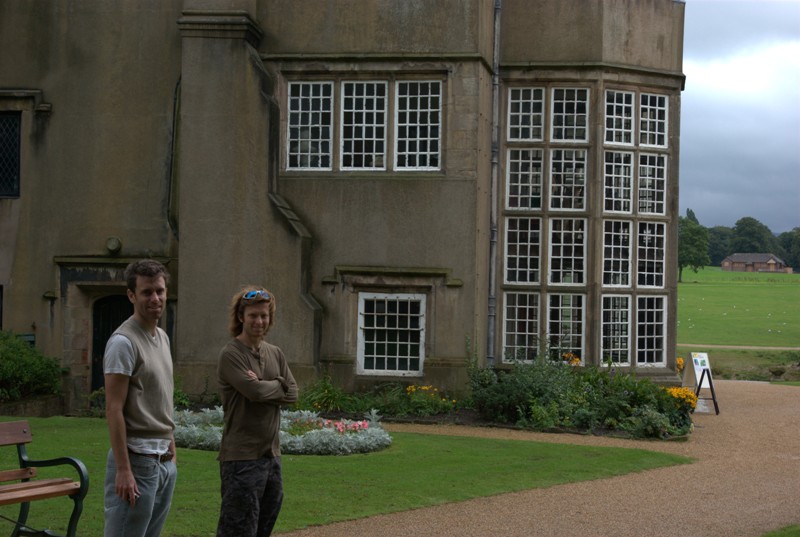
[[486, 0, 502, 367]]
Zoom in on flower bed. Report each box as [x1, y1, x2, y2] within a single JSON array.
[[174, 408, 392, 456]]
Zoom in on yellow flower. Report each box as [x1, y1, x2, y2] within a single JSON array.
[[675, 357, 685, 374], [666, 386, 697, 410]]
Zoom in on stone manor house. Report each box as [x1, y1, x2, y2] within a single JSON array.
[[0, 0, 685, 412]]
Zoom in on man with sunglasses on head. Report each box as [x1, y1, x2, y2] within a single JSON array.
[[216, 287, 298, 537]]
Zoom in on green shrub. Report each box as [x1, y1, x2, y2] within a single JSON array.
[[295, 375, 355, 412], [295, 377, 457, 418], [0, 330, 62, 403], [469, 360, 693, 439]]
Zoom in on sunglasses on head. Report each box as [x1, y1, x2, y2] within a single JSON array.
[[242, 290, 270, 301]]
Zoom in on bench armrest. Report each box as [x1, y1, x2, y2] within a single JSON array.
[[21, 456, 90, 499]]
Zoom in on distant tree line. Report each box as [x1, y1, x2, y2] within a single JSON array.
[[678, 210, 800, 282]]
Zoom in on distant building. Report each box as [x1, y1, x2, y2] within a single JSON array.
[[1, 0, 686, 412], [721, 254, 792, 273]]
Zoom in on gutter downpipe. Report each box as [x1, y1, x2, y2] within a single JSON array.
[[486, 0, 502, 367]]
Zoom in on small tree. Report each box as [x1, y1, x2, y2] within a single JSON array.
[[678, 215, 710, 282]]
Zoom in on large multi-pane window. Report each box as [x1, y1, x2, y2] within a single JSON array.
[[551, 88, 589, 141], [638, 153, 666, 215], [603, 151, 633, 213], [505, 217, 541, 284], [601, 295, 630, 364], [637, 296, 666, 365], [548, 294, 584, 361], [286, 79, 441, 172], [550, 149, 586, 210], [0, 112, 21, 197], [503, 291, 539, 361], [357, 292, 425, 376], [506, 149, 543, 209], [603, 220, 631, 287], [499, 82, 672, 369], [637, 222, 666, 288], [549, 218, 585, 285]]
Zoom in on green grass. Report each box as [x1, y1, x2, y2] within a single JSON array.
[[678, 267, 800, 347], [675, 347, 800, 381], [0, 417, 691, 537], [764, 525, 800, 537]]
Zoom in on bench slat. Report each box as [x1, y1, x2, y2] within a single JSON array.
[[0, 420, 33, 447], [0, 479, 80, 506], [0, 467, 37, 483]]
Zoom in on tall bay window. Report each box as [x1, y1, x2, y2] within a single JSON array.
[[501, 86, 590, 362], [499, 84, 672, 367]]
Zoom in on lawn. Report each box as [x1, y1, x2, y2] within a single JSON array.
[[678, 267, 800, 347], [0, 417, 690, 537]]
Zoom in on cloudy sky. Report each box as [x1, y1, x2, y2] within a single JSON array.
[[680, 0, 800, 234]]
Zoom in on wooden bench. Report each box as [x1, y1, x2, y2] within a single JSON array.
[[0, 420, 89, 537]]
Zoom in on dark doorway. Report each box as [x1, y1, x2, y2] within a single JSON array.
[[91, 295, 132, 392]]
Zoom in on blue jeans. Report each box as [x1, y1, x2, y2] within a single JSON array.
[[104, 449, 177, 537], [217, 457, 283, 537]]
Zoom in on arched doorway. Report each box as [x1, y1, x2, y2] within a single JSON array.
[[91, 295, 132, 392]]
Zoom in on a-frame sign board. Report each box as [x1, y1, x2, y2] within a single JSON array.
[[683, 352, 719, 415]]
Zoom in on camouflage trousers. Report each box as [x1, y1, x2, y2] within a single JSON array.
[[217, 456, 283, 537]]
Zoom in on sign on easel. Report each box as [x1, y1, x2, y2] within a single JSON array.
[[688, 352, 712, 389], [683, 352, 719, 415]]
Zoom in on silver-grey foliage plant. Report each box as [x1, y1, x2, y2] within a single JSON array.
[[173, 407, 392, 456]]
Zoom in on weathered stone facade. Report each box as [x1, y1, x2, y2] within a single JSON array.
[[0, 0, 685, 412]]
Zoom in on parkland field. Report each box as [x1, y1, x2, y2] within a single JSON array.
[[677, 266, 800, 380]]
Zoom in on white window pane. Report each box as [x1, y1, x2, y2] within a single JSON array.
[[358, 292, 425, 376], [395, 81, 441, 170], [502, 292, 539, 362], [287, 82, 333, 170], [341, 81, 387, 170]]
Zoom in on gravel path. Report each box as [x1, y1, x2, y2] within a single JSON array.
[[279, 380, 800, 537]]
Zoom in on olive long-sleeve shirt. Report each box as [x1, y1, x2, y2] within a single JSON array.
[[217, 338, 298, 461]]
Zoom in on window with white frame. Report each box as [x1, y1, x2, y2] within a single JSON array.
[[357, 292, 425, 376], [341, 81, 387, 170], [508, 87, 544, 141], [637, 222, 665, 288], [638, 153, 666, 215], [640, 93, 668, 148], [637, 295, 666, 365], [603, 220, 631, 287], [503, 291, 539, 362], [0, 112, 22, 197], [505, 217, 541, 284], [547, 293, 584, 361], [549, 218, 585, 285], [551, 88, 589, 142], [287, 79, 442, 172], [603, 151, 633, 213], [601, 295, 630, 365], [395, 81, 441, 170], [604, 90, 634, 145], [549, 149, 586, 210], [506, 149, 543, 210]]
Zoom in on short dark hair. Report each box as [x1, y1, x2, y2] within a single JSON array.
[[124, 259, 170, 292]]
